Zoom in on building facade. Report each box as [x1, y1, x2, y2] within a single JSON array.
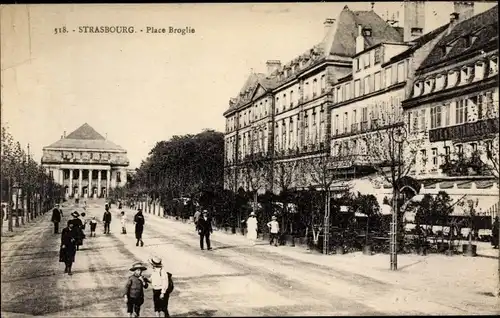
[[41, 123, 129, 199], [402, 5, 499, 217]]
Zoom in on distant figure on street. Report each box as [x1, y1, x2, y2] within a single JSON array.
[[70, 211, 85, 251], [148, 256, 174, 317], [119, 201, 123, 210], [51, 204, 63, 234], [103, 206, 112, 234], [59, 220, 77, 275], [134, 209, 145, 247], [89, 216, 98, 237], [124, 262, 149, 318], [267, 215, 280, 247], [2, 203, 7, 221], [193, 209, 202, 229], [246, 211, 258, 245], [492, 217, 499, 249], [121, 211, 127, 234], [197, 210, 213, 250]]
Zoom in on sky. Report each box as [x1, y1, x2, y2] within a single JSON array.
[[1, 2, 497, 168]]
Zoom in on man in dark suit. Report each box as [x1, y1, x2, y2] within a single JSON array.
[[196, 211, 213, 250], [51, 204, 63, 234]]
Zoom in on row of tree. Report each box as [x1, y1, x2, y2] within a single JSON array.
[[1, 126, 64, 234]]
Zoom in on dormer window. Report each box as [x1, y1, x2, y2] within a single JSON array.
[[446, 70, 458, 89], [474, 61, 485, 81], [460, 66, 472, 85], [435, 74, 445, 91], [442, 45, 452, 56], [411, 27, 423, 37], [424, 78, 434, 95], [413, 82, 423, 97], [489, 56, 498, 76], [464, 34, 477, 47], [362, 28, 372, 37]]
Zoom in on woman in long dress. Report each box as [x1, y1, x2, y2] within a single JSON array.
[[59, 220, 77, 275], [246, 212, 258, 244]]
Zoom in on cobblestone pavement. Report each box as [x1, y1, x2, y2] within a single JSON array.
[[1, 202, 498, 317]]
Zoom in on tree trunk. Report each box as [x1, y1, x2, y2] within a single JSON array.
[[15, 189, 19, 227], [27, 190, 32, 221], [8, 178, 13, 232]]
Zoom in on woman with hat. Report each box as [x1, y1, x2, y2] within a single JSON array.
[[59, 220, 78, 275], [124, 262, 149, 318], [70, 211, 85, 251], [246, 211, 259, 245], [148, 256, 174, 317]]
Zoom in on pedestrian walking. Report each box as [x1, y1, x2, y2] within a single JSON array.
[[148, 256, 174, 317], [246, 211, 258, 245], [70, 211, 85, 251], [59, 220, 77, 275], [267, 215, 280, 247], [193, 209, 201, 230], [89, 216, 98, 237], [134, 209, 145, 247], [121, 211, 127, 234], [197, 210, 213, 250], [51, 204, 63, 234], [123, 262, 149, 318], [103, 206, 112, 234]]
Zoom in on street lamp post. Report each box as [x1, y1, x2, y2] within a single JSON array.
[[390, 126, 407, 271]]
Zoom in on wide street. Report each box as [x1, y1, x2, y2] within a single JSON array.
[[1, 201, 498, 317]]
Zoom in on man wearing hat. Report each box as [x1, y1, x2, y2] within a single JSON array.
[[51, 204, 63, 234], [266, 215, 280, 247], [124, 262, 149, 318], [70, 211, 85, 251], [196, 210, 213, 250], [148, 256, 173, 317], [103, 205, 112, 234]]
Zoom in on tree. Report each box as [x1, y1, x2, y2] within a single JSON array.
[[302, 153, 352, 254], [273, 160, 301, 236], [352, 193, 380, 246]]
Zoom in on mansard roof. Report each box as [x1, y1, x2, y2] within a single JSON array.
[[44, 123, 126, 152], [417, 5, 498, 73]]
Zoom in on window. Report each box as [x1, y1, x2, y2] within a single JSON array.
[[343, 112, 348, 133], [411, 111, 419, 132], [420, 149, 427, 165], [289, 119, 294, 148], [334, 114, 339, 135], [443, 103, 451, 126], [312, 79, 318, 97], [374, 72, 381, 91], [283, 94, 287, 110], [361, 107, 368, 131], [364, 75, 371, 94], [419, 109, 426, 131], [49, 171, 54, 179], [392, 64, 398, 84], [474, 62, 485, 81], [355, 58, 360, 72], [484, 91, 495, 118], [290, 91, 294, 107], [275, 98, 279, 113], [446, 70, 458, 88], [345, 83, 351, 100], [336, 86, 343, 103], [385, 67, 392, 87], [456, 99, 468, 124], [490, 56, 498, 76], [374, 47, 381, 64], [456, 144, 463, 154], [424, 78, 434, 95], [471, 142, 477, 153], [435, 75, 445, 91], [432, 148, 438, 166], [444, 146, 451, 161], [354, 80, 361, 98], [430, 106, 442, 129], [364, 53, 371, 69], [304, 82, 309, 100], [321, 75, 326, 92], [397, 62, 405, 83], [460, 66, 471, 85], [117, 172, 121, 183]]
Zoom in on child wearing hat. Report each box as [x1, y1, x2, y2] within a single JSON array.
[[124, 262, 149, 318], [267, 215, 280, 247], [149, 256, 174, 317], [89, 216, 98, 237]]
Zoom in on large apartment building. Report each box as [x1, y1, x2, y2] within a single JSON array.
[[402, 4, 499, 217], [223, 2, 499, 217]]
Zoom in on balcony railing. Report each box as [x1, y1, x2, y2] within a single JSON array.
[[429, 117, 499, 142], [360, 121, 368, 132]]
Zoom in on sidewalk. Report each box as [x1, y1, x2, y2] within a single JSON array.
[[140, 211, 499, 313]]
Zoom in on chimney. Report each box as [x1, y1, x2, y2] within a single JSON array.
[[453, 2, 474, 21], [323, 18, 335, 37], [266, 60, 281, 75], [403, 1, 425, 42], [63, 130, 66, 138], [355, 25, 364, 54]]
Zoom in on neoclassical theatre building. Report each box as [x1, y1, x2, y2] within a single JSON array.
[[41, 123, 129, 199]]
